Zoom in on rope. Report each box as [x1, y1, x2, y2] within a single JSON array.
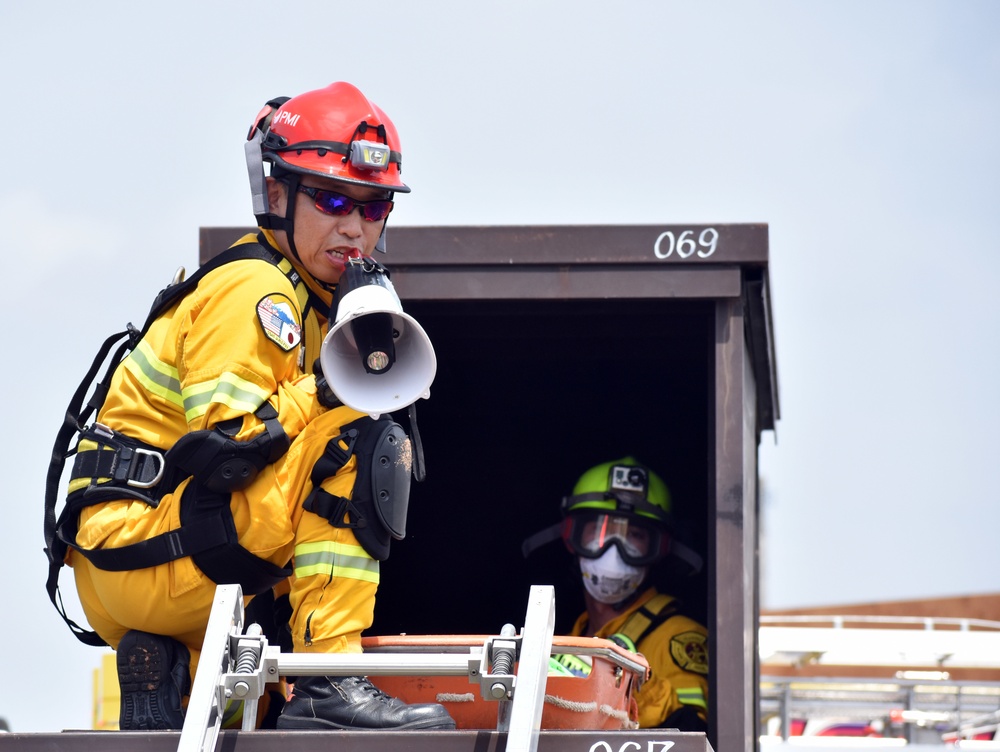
[[544, 694, 597, 713], [436, 692, 476, 703], [600, 703, 639, 729]]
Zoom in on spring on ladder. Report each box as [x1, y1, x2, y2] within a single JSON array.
[[235, 623, 263, 675], [492, 623, 517, 676]]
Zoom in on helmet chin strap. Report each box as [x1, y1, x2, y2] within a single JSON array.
[[246, 121, 303, 264], [277, 172, 303, 266], [249, 158, 390, 280], [245, 129, 270, 220]]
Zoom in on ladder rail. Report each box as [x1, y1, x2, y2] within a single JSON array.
[[178, 584, 245, 752], [506, 584, 556, 752]]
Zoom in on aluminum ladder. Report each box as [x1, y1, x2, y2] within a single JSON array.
[[177, 583, 556, 752]]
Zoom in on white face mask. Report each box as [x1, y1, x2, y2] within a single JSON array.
[[579, 546, 647, 604]]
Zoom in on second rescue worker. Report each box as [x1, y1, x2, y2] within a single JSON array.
[[529, 458, 710, 730], [50, 83, 455, 731]]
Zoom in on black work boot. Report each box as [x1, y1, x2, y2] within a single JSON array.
[[117, 630, 191, 730], [276, 675, 456, 730]]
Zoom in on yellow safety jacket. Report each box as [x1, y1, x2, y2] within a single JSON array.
[[53, 230, 386, 659], [73, 231, 330, 568], [569, 588, 709, 729], [100, 229, 329, 447]]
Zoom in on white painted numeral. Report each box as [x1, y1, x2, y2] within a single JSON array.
[[587, 740, 676, 752], [697, 227, 719, 258], [654, 228, 718, 259]]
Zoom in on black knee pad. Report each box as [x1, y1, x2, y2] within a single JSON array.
[[303, 416, 412, 561]]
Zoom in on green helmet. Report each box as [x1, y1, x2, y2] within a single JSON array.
[[562, 457, 672, 526], [559, 457, 673, 568]]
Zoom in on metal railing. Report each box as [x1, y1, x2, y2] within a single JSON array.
[[760, 614, 1000, 632], [760, 674, 1000, 742]]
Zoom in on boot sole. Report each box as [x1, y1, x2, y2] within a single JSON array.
[[276, 716, 457, 731], [117, 631, 189, 730]]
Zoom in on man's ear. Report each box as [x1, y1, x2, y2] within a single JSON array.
[[266, 176, 287, 215]]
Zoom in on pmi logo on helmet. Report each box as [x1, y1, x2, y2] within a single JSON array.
[[350, 140, 390, 172], [273, 110, 301, 127]]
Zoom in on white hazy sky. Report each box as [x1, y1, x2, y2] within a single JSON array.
[[2, 0, 997, 734]]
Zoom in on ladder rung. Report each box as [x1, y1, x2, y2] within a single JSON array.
[[269, 650, 475, 677]]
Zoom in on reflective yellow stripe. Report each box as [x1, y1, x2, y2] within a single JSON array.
[[677, 687, 707, 710], [182, 372, 271, 421], [293, 541, 379, 584], [123, 340, 183, 407]]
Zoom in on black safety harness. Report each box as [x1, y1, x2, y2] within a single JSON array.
[[43, 236, 325, 646]]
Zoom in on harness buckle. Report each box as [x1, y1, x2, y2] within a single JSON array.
[[127, 447, 165, 489]]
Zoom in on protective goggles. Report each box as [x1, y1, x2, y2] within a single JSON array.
[[297, 184, 394, 222], [561, 513, 670, 567]]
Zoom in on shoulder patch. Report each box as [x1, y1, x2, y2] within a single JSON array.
[[670, 631, 708, 675], [257, 293, 302, 351]]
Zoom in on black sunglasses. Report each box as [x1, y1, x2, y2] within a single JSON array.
[[296, 185, 394, 222]]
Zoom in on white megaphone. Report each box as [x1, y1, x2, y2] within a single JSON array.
[[320, 257, 436, 417]]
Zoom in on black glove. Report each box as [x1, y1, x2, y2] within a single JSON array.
[[313, 358, 342, 409]]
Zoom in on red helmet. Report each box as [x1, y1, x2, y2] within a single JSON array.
[[245, 82, 408, 252], [256, 82, 408, 193]]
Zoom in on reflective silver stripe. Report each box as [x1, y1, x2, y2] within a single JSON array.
[[123, 340, 183, 407], [293, 541, 379, 584], [182, 372, 271, 422], [677, 687, 707, 709]]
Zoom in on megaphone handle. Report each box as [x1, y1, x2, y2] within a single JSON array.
[[313, 358, 343, 409], [408, 403, 427, 483]]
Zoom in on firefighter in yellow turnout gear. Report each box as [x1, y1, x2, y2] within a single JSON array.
[[51, 82, 454, 733], [550, 458, 709, 731]]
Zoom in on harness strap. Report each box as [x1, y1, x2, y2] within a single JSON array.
[[71, 439, 164, 490], [44, 328, 138, 647], [64, 511, 230, 572], [301, 428, 361, 526], [68, 425, 167, 502], [64, 485, 291, 595], [309, 428, 360, 487], [303, 489, 364, 529], [179, 486, 292, 594], [611, 594, 679, 652]]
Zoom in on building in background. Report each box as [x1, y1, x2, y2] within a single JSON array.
[[760, 592, 1000, 743]]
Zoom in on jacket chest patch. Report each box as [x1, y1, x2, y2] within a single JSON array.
[[670, 631, 709, 675], [257, 294, 302, 351]]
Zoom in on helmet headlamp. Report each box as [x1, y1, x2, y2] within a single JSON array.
[[350, 140, 391, 172]]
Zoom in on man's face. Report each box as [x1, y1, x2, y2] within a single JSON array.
[[267, 175, 391, 285]]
